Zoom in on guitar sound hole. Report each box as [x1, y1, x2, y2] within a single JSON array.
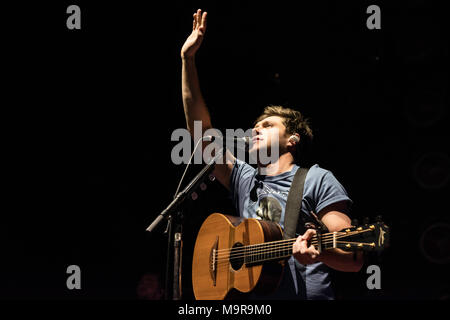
[[230, 242, 244, 270]]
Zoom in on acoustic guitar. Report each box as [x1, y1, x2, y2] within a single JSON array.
[[192, 213, 389, 300]]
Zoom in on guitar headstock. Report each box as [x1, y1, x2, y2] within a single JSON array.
[[330, 218, 390, 252]]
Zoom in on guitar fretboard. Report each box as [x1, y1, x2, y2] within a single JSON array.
[[244, 239, 296, 265], [225, 227, 378, 266]]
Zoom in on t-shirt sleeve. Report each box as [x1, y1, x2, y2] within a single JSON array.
[[229, 159, 256, 213], [306, 166, 353, 215]]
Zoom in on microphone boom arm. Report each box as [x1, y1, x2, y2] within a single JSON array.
[[145, 148, 223, 232]]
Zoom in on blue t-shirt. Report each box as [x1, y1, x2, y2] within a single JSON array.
[[230, 159, 352, 300]]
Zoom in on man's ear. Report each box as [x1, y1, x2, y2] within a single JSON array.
[[288, 133, 300, 146]]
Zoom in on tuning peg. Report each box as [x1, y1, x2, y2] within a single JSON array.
[[363, 217, 370, 225], [209, 174, 216, 181], [200, 182, 207, 191], [352, 219, 359, 227], [376, 215, 383, 222], [191, 192, 198, 200]]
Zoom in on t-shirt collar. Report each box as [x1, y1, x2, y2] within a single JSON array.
[[255, 164, 300, 182]]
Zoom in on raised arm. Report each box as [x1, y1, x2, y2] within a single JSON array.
[[181, 9, 211, 133], [180, 9, 234, 189]]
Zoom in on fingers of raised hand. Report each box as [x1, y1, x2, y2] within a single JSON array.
[[201, 11, 207, 30], [193, 9, 207, 31], [193, 10, 200, 30]]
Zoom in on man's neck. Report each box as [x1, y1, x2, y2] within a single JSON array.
[[257, 153, 295, 176]]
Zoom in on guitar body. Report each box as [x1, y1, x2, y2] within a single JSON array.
[[192, 213, 390, 300], [192, 213, 285, 300]]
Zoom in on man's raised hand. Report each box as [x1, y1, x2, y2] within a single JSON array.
[[181, 9, 207, 59]]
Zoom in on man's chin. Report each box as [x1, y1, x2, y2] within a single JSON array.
[[248, 147, 258, 164], [248, 146, 261, 160], [248, 146, 279, 165]]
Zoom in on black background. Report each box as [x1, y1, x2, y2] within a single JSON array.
[[2, 0, 449, 300]]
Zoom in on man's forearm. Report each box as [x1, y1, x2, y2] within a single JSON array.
[[181, 56, 212, 133], [318, 249, 364, 272]]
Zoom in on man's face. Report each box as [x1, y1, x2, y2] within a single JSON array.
[[249, 116, 289, 161]]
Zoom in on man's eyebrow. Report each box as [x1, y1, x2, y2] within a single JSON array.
[[255, 119, 270, 126]]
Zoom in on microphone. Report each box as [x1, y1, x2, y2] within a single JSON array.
[[202, 135, 250, 149]]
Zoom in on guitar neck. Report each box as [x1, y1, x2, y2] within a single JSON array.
[[244, 238, 296, 265], [243, 227, 378, 265]]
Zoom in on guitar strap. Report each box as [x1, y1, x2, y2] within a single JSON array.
[[283, 167, 309, 240]]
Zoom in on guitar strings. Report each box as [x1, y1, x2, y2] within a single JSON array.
[[214, 228, 367, 256], [215, 228, 373, 256], [213, 238, 333, 266], [220, 229, 374, 261], [213, 237, 374, 266], [211, 229, 374, 267], [213, 234, 336, 257], [213, 230, 359, 255], [213, 229, 374, 263], [215, 240, 327, 261]]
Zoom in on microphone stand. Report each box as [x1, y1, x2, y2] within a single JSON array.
[[145, 149, 223, 300]]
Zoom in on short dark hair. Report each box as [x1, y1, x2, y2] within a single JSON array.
[[255, 105, 313, 162]]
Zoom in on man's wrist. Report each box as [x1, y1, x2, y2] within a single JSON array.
[[181, 54, 195, 61]]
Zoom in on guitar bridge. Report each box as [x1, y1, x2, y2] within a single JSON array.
[[209, 236, 218, 286]]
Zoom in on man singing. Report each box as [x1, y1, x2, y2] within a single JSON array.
[[181, 9, 363, 300]]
